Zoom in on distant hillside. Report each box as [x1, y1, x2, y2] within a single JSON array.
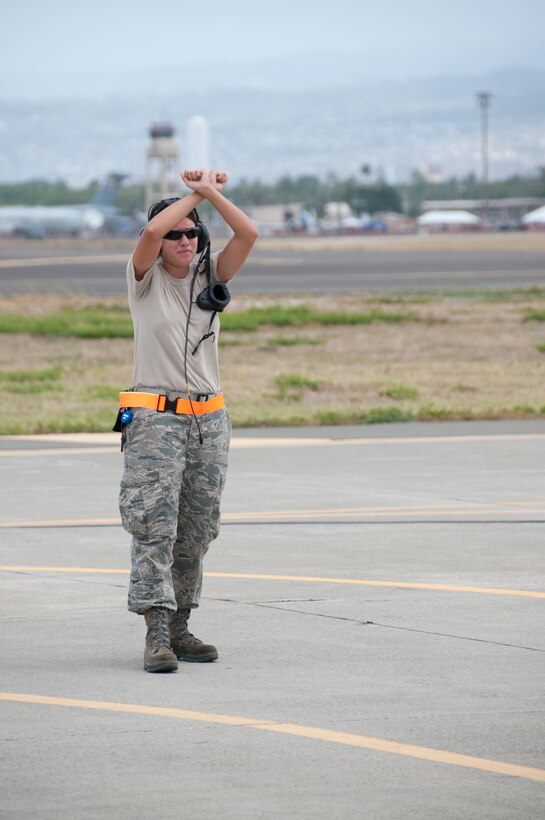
[[0, 66, 543, 185]]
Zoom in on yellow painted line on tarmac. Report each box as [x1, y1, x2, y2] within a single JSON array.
[[0, 566, 129, 574], [367, 269, 545, 281], [0, 254, 127, 268], [0, 516, 122, 527], [221, 501, 545, 520], [1, 500, 544, 529], [205, 573, 545, 599], [0, 254, 303, 269], [231, 433, 545, 449], [1, 432, 545, 457], [241, 256, 303, 266], [0, 447, 119, 457], [0, 566, 543, 599], [0, 692, 543, 782]]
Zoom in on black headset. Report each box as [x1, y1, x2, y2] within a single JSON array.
[[147, 197, 210, 253]]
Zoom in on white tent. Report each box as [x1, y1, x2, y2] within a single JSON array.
[[521, 205, 545, 225], [417, 209, 481, 226]]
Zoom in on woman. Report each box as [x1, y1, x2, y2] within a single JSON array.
[[118, 169, 258, 672]]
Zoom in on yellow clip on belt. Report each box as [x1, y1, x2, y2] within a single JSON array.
[[119, 391, 225, 416]]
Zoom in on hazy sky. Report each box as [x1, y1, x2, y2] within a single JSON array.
[[3, 0, 545, 97]]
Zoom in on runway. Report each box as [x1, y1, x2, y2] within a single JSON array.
[[0, 234, 544, 294], [1, 419, 544, 819]]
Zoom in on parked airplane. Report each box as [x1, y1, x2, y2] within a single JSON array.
[[0, 173, 134, 237]]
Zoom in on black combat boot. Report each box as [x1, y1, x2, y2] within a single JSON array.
[[170, 608, 218, 663], [143, 607, 178, 673]]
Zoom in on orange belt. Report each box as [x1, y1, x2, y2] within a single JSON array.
[[119, 391, 225, 416]]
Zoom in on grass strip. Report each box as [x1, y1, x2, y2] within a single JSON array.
[[0, 307, 133, 338], [524, 309, 545, 322], [0, 304, 414, 338], [221, 305, 413, 331], [0, 365, 63, 394]]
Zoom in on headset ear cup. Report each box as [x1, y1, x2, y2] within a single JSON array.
[[197, 222, 210, 253]]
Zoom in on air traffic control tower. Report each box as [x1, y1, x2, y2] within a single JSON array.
[[145, 123, 180, 210]]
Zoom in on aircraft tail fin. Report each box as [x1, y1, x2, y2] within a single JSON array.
[[91, 173, 126, 207]]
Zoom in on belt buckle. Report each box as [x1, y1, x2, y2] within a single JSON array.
[[196, 393, 209, 402], [160, 395, 179, 413]]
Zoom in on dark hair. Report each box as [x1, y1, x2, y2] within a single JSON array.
[[147, 197, 199, 226]]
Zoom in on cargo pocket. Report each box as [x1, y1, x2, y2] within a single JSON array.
[[119, 469, 161, 539], [119, 464, 180, 542]]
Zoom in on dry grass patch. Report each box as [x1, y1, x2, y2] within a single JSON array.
[[0, 292, 544, 433]]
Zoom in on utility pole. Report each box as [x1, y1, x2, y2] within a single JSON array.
[[476, 92, 492, 227]]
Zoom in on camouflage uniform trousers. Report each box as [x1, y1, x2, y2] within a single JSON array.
[[118, 402, 231, 614]]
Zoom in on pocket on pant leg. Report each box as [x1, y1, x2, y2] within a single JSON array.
[[119, 486, 146, 538], [119, 468, 177, 541]]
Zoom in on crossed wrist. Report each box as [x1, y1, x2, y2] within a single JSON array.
[[202, 187, 222, 201]]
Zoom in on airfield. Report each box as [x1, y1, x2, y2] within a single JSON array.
[[0, 231, 545, 294], [1, 232, 544, 818], [1, 419, 544, 818]]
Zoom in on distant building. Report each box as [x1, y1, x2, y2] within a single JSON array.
[[522, 205, 545, 230], [422, 198, 545, 225], [246, 203, 304, 235], [417, 210, 481, 232], [324, 202, 353, 221]]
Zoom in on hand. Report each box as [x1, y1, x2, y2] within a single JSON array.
[[181, 169, 214, 194], [209, 170, 229, 191]]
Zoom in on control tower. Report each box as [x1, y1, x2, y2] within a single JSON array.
[[145, 123, 180, 210]]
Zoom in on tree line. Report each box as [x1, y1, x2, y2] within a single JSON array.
[[1, 168, 545, 217]]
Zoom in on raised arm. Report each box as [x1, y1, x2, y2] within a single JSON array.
[[182, 170, 258, 283], [132, 188, 204, 280]]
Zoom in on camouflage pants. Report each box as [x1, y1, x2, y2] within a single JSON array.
[[119, 404, 230, 614]]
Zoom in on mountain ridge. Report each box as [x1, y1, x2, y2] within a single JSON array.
[[0, 65, 543, 185]]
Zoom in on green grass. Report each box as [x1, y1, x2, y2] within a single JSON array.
[[379, 382, 419, 401], [274, 373, 324, 400], [364, 407, 413, 424], [370, 287, 545, 304], [2, 289, 545, 433], [221, 305, 414, 332], [314, 407, 413, 425], [0, 411, 115, 435], [0, 307, 133, 338], [267, 335, 325, 347], [276, 374, 322, 391], [1, 289, 544, 342], [512, 404, 537, 415], [86, 385, 121, 400], [0, 304, 414, 339], [0, 365, 63, 394], [524, 309, 545, 322]]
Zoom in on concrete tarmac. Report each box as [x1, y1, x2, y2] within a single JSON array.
[[1, 239, 544, 295], [1, 420, 544, 819]]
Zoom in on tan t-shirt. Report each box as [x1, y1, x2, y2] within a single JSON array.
[[126, 251, 222, 395]]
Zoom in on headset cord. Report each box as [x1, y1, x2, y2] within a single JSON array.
[[192, 244, 215, 353], [183, 247, 209, 446]]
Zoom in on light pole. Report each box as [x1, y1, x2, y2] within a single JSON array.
[[476, 92, 492, 227]]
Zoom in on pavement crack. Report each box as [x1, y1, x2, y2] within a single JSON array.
[[238, 600, 372, 625], [224, 600, 544, 653], [369, 621, 545, 652]]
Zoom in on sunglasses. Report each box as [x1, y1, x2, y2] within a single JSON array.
[[163, 228, 199, 241]]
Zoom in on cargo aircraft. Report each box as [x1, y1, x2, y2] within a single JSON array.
[[0, 173, 134, 237]]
